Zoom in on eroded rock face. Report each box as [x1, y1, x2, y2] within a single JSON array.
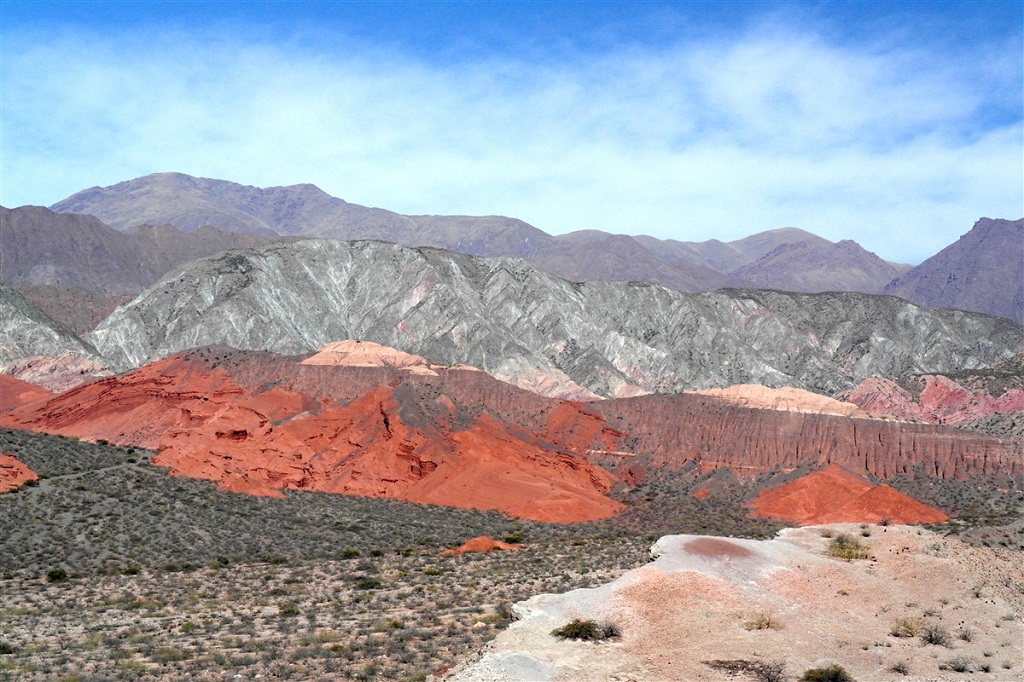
[[576, 393, 1021, 481], [746, 465, 948, 525], [841, 374, 1024, 426], [0, 352, 621, 523], [0, 453, 38, 493], [443, 527, 1023, 681], [2, 346, 1019, 522], [85, 240, 1024, 398]]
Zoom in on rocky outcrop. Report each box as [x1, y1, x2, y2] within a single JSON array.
[[3, 346, 1020, 527], [884, 217, 1024, 323], [570, 392, 1022, 480], [443, 527, 1023, 681], [440, 536, 524, 556], [747, 465, 948, 525], [0, 454, 37, 493], [84, 240, 1024, 397], [839, 353, 1024, 426]]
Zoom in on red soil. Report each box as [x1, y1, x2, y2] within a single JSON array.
[[0, 453, 38, 493], [747, 464, 948, 525], [439, 536, 524, 556], [0, 375, 54, 413]]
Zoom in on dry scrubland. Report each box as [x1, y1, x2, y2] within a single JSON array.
[[0, 427, 1020, 681]]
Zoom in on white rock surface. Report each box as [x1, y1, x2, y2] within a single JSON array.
[[443, 526, 1024, 681]]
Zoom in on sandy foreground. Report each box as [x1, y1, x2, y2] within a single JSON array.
[[442, 525, 1023, 681]]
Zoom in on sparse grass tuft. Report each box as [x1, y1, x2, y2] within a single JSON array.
[[890, 617, 924, 638], [799, 664, 854, 682], [743, 613, 782, 631], [826, 534, 869, 560]]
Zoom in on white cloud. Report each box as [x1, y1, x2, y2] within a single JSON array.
[[1, 20, 1020, 263]]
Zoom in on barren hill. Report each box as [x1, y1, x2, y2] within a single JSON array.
[[49, 172, 917, 296], [1, 204, 271, 294], [728, 238, 909, 294], [884, 217, 1024, 323]]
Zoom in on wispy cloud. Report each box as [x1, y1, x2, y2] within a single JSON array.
[[2, 9, 1020, 262]]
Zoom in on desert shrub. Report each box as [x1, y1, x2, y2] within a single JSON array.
[[956, 625, 974, 642], [826, 534, 869, 560], [0, 641, 15, 655], [920, 624, 951, 647], [942, 656, 974, 673], [744, 613, 782, 630], [890, 617, 924, 637], [889, 660, 910, 676], [279, 603, 300, 617], [46, 567, 68, 583], [799, 664, 854, 681], [353, 576, 381, 590], [551, 619, 619, 641]]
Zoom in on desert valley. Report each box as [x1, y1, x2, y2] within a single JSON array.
[[0, 171, 1021, 681]]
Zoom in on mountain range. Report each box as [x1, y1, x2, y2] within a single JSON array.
[[47, 172, 918, 294], [78, 239, 1024, 397]]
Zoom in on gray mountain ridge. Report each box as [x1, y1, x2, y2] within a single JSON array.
[[0, 283, 104, 365], [86, 239, 1024, 398]]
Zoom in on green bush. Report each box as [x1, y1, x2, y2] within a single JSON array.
[[826, 534, 869, 560], [800, 664, 855, 681], [46, 567, 68, 583], [551, 619, 619, 641]]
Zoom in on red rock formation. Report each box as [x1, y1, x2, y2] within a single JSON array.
[[575, 393, 1020, 480], [2, 345, 1019, 527], [747, 465, 948, 525], [439, 536, 524, 556], [841, 374, 1024, 425], [0, 352, 622, 523], [0, 375, 54, 413], [0, 453, 38, 493]]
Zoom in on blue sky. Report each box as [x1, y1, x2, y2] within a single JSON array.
[[2, 1, 1021, 263]]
